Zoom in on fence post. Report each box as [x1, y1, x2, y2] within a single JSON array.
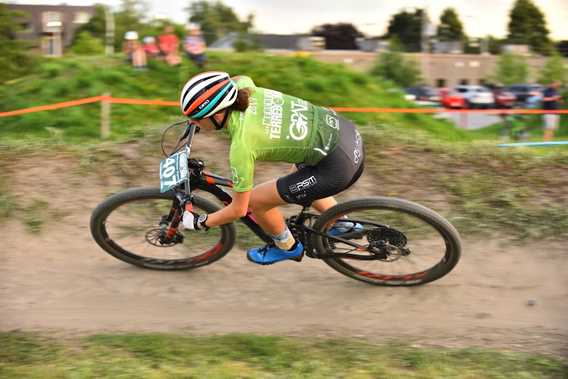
[[101, 92, 111, 139], [460, 111, 468, 129]]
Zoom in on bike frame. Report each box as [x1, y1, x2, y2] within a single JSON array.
[[167, 121, 378, 261]]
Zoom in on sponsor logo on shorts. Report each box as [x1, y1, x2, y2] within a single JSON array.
[[353, 149, 362, 165], [289, 176, 317, 194], [353, 130, 362, 165]]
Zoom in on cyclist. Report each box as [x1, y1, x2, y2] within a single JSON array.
[[180, 71, 364, 265]]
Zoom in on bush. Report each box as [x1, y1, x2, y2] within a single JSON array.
[[370, 40, 422, 88], [0, 4, 35, 83], [69, 32, 105, 55], [491, 53, 529, 85], [538, 53, 567, 85]]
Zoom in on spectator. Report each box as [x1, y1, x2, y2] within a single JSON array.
[[142, 36, 160, 58], [123, 31, 147, 69], [542, 81, 562, 141], [158, 25, 181, 66], [184, 23, 207, 69]]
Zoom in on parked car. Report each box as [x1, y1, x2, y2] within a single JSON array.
[[405, 86, 441, 103], [454, 85, 495, 108], [492, 87, 516, 108], [439, 88, 466, 109], [506, 84, 543, 104]]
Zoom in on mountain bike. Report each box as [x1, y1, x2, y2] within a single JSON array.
[[90, 121, 462, 286]]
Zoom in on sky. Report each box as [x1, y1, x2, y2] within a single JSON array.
[[8, 0, 568, 39]]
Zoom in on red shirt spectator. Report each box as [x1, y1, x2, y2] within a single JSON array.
[[159, 26, 179, 55]]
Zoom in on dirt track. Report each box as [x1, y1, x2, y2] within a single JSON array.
[[2, 217, 568, 358], [1, 136, 567, 358]]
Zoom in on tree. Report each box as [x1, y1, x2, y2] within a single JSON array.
[[186, 1, 252, 45], [491, 53, 529, 85], [0, 4, 34, 83], [371, 39, 422, 88], [311, 23, 363, 50], [73, 4, 106, 41], [538, 53, 567, 85], [72, 4, 107, 52], [556, 41, 568, 57], [70, 31, 105, 55], [437, 8, 465, 42], [487, 36, 504, 55], [507, 0, 553, 55], [385, 8, 424, 52], [114, 0, 146, 49]]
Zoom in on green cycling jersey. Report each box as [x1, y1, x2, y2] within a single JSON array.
[[227, 76, 341, 192]]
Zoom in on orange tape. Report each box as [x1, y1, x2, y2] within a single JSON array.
[[0, 96, 103, 117], [2, 96, 568, 118], [108, 97, 178, 106]]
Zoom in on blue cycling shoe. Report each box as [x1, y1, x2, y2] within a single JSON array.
[[328, 220, 364, 236], [247, 242, 304, 265]]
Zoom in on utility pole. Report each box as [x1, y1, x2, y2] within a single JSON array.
[[103, 4, 115, 55]]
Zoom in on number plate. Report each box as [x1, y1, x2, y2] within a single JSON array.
[[159, 151, 189, 192]]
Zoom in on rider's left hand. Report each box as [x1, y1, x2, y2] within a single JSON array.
[[182, 211, 209, 231]]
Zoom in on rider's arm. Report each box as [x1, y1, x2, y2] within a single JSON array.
[[204, 191, 251, 227]]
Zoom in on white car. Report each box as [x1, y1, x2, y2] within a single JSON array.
[[454, 85, 495, 109]]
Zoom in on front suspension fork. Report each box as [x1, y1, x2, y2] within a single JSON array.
[[159, 194, 193, 244]]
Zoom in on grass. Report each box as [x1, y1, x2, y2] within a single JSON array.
[[20, 199, 49, 233], [470, 113, 568, 140], [0, 53, 470, 144], [0, 332, 566, 378], [0, 174, 15, 221]]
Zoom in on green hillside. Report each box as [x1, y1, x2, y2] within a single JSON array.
[[0, 52, 470, 143]]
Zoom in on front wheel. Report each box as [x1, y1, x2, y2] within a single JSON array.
[[90, 187, 236, 270], [311, 197, 461, 286]]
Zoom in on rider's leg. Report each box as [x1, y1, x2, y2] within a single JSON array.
[[311, 197, 337, 213], [247, 179, 303, 264], [248, 179, 287, 236]]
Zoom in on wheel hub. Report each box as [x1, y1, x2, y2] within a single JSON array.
[[366, 227, 409, 261], [146, 228, 184, 247]]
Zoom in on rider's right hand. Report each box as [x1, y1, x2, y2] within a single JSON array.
[[182, 211, 209, 231]]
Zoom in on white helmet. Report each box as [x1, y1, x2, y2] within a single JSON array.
[[124, 31, 139, 40], [180, 71, 238, 120]]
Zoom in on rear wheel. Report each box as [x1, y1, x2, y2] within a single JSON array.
[[90, 187, 236, 270], [311, 197, 461, 286]]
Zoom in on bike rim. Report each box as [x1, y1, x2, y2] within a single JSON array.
[[102, 196, 226, 266]]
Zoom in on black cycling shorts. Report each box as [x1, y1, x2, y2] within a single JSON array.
[[276, 118, 364, 206]]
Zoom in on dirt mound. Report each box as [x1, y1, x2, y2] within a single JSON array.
[[1, 133, 567, 358]]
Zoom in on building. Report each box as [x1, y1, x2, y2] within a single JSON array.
[[356, 37, 389, 53], [269, 50, 554, 88], [502, 44, 531, 56], [209, 33, 325, 52], [432, 41, 464, 54], [7, 3, 96, 56]]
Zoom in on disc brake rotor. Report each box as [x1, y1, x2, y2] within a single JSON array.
[[145, 228, 184, 247]]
